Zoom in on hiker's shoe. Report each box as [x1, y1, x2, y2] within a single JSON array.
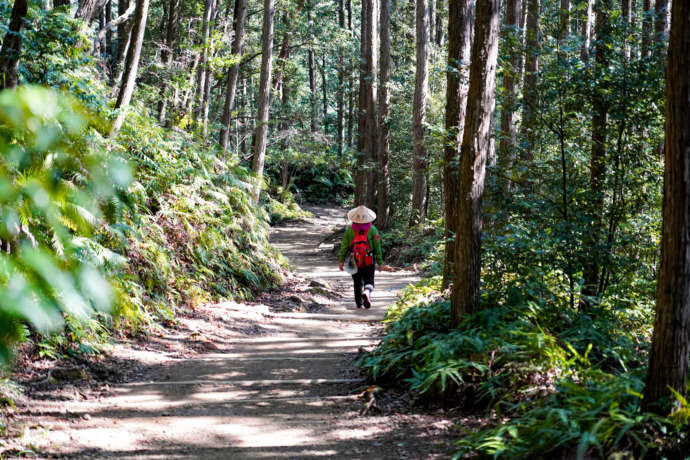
[[362, 290, 371, 309], [357, 303, 366, 309]]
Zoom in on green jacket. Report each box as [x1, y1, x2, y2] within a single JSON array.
[[339, 225, 383, 265]]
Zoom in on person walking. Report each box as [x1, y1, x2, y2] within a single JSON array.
[[339, 205, 385, 309]]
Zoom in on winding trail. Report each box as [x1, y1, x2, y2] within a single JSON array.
[[11, 205, 457, 459]]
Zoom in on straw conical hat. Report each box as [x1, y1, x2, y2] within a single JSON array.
[[347, 205, 376, 224]]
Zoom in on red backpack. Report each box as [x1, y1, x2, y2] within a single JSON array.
[[351, 227, 374, 268]]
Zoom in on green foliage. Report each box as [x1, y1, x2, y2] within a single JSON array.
[[359, 266, 681, 458], [265, 145, 354, 205], [0, 86, 130, 363], [106, 103, 286, 327]]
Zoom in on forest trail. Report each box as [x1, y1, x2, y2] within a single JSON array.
[[10, 205, 458, 459]]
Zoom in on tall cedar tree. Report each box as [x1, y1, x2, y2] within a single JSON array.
[[450, 0, 500, 325], [581, 0, 593, 60], [653, 0, 668, 57], [497, 0, 521, 194], [354, 0, 377, 206], [111, 0, 150, 135], [377, 0, 391, 228], [0, 0, 28, 90], [521, 0, 539, 162], [643, 0, 690, 412], [364, 0, 378, 209], [219, 0, 248, 152], [336, 0, 346, 156], [193, 0, 217, 134], [410, 0, 430, 226], [250, 0, 275, 202], [158, 0, 180, 125], [441, 0, 473, 289], [580, 0, 611, 308]]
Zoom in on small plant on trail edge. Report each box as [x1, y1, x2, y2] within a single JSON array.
[[357, 277, 690, 459]]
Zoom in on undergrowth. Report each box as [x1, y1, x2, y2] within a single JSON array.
[[0, 6, 297, 364], [358, 277, 690, 458]]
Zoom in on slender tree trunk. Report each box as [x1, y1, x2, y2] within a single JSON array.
[[581, 0, 593, 60], [0, 0, 29, 90], [105, 0, 113, 60], [580, 0, 611, 309], [622, 0, 632, 60], [117, 0, 130, 62], [441, 0, 473, 289], [346, 0, 354, 148], [643, 0, 690, 412], [559, 0, 569, 41], [158, 0, 180, 125], [194, 0, 216, 131], [364, 0, 378, 209], [450, 0, 500, 325], [347, 70, 354, 147], [336, 0, 345, 156], [410, 0, 430, 226], [435, 0, 444, 45], [498, 0, 521, 194], [307, 0, 317, 133], [377, 0, 392, 228], [429, 0, 435, 48], [653, 0, 668, 57], [355, 0, 371, 205], [321, 53, 328, 136], [219, 0, 247, 152], [111, 0, 149, 135], [641, 0, 652, 57], [250, 0, 275, 202], [520, 0, 539, 162]]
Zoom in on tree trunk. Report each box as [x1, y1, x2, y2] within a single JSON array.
[[498, 0, 521, 194], [355, 0, 373, 205], [621, 0, 631, 60], [441, 0, 473, 289], [450, 0, 500, 325], [520, 0, 539, 162], [105, 0, 113, 60], [364, 0, 378, 209], [158, 0, 180, 125], [559, 0, 569, 41], [321, 53, 328, 136], [377, 0, 392, 228], [429, 0, 435, 48], [194, 0, 216, 132], [117, 0, 130, 62], [0, 0, 29, 90], [110, 0, 149, 135], [435, 0, 444, 45], [653, 0, 668, 57], [410, 0, 430, 226], [250, 0, 275, 202], [219, 0, 248, 152], [76, 0, 108, 22], [336, 0, 345, 156], [643, 0, 690, 412], [641, 0, 652, 57], [580, 0, 611, 309], [581, 0, 593, 60]]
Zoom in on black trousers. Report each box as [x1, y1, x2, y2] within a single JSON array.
[[352, 264, 375, 307]]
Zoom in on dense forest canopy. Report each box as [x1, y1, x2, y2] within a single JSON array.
[[1, 0, 689, 456]]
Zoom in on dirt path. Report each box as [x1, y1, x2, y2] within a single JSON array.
[[6, 205, 458, 459]]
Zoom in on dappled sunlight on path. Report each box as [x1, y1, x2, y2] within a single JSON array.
[[10, 205, 459, 459]]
